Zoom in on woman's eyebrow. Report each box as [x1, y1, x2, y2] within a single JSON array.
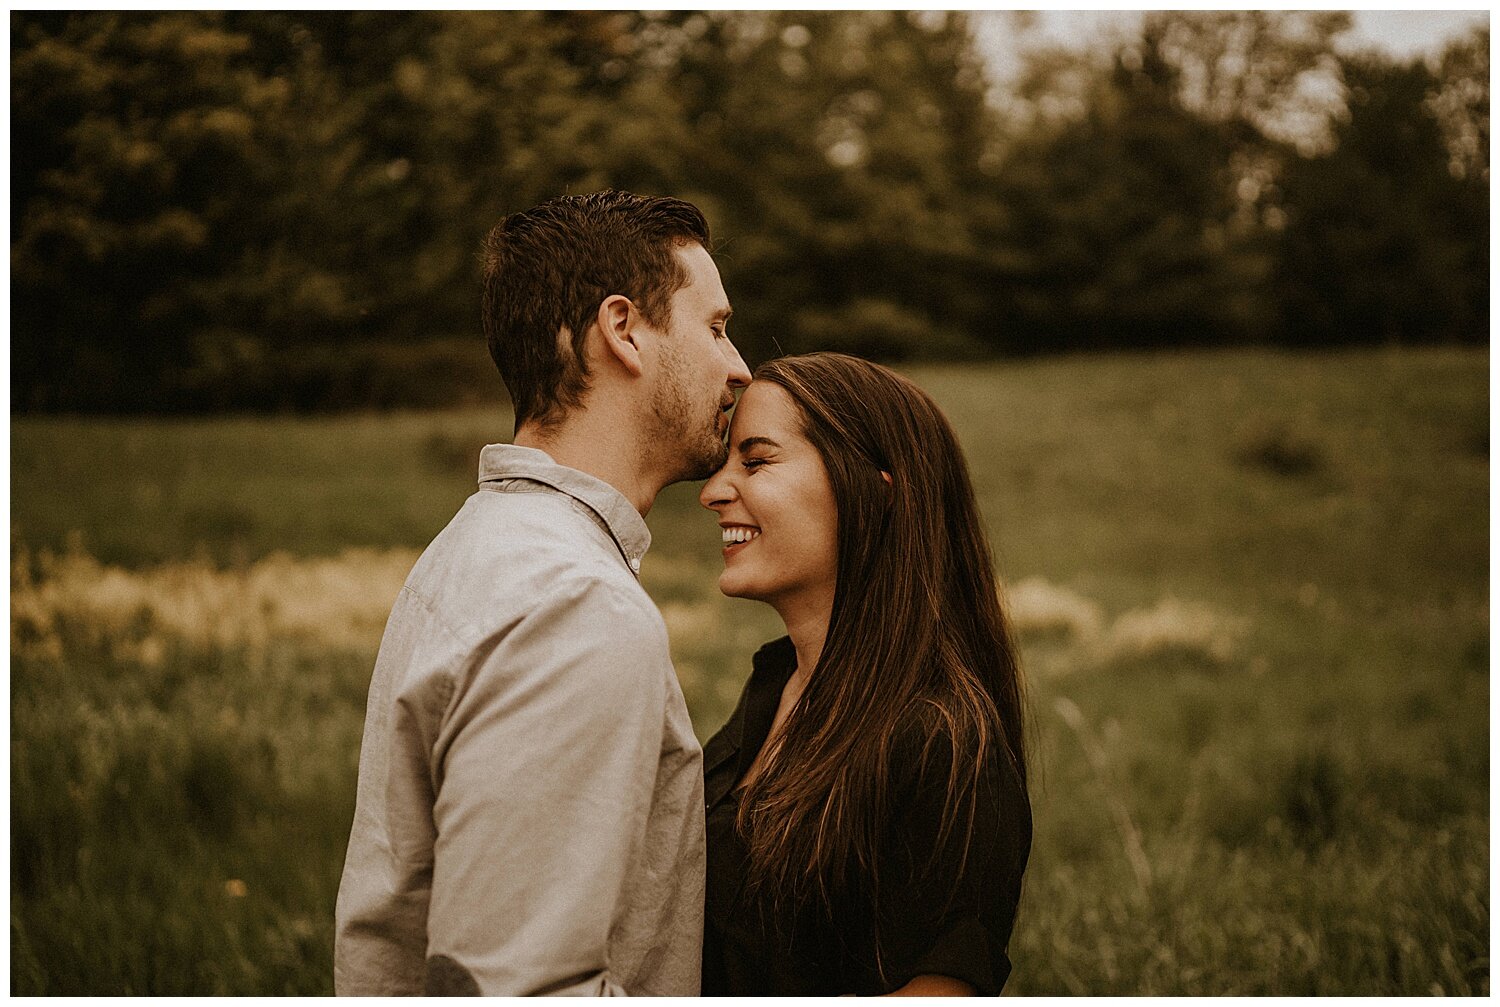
[[737, 435, 780, 452]]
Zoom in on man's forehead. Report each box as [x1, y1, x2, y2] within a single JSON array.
[[675, 243, 727, 301]]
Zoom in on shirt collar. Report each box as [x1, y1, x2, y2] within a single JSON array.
[[704, 636, 795, 803], [476, 443, 652, 574], [735, 636, 797, 770]]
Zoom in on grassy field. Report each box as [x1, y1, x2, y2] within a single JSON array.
[[10, 347, 1489, 994]]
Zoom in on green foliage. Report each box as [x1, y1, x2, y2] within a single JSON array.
[[10, 348, 1488, 993], [12, 12, 609, 411], [1140, 11, 1352, 143], [622, 12, 1008, 361], [9, 13, 1490, 412], [991, 42, 1263, 350], [13, 13, 276, 410], [1276, 48, 1489, 344], [1428, 25, 1489, 183]]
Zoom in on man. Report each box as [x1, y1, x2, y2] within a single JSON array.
[[334, 190, 751, 995]]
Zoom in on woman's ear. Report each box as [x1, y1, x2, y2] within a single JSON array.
[[880, 470, 893, 486], [595, 294, 644, 377]]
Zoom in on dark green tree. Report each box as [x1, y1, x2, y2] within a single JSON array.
[[984, 12, 1356, 353], [1427, 24, 1488, 184], [9, 12, 1489, 411], [12, 13, 286, 409], [12, 12, 609, 410], [625, 11, 1005, 363], [1275, 51, 1488, 345], [990, 39, 1258, 350]]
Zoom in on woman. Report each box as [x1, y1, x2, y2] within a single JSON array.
[[698, 352, 1031, 996]]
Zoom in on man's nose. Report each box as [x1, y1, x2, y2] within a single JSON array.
[[723, 341, 751, 388]]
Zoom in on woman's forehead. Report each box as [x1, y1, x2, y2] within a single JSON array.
[[728, 381, 800, 441]]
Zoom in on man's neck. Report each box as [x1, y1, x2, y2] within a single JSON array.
[[514, 413, 661, 517]]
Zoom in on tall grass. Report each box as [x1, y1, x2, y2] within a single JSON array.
[[10, 347, 1488, 993]]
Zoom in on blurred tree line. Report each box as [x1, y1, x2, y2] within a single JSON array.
[[11, 11, 1489, 412]]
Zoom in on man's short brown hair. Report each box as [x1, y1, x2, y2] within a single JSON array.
[[481, 190, 711, 429]]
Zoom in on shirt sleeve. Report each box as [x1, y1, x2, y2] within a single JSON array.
[[421, 575, 673, 995], [874, 722, 1032, 995]]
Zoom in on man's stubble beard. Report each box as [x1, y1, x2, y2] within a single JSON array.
[[649, 353, 727, 485]]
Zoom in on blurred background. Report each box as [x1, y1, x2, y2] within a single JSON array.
[[9, 11, 1489, 994]]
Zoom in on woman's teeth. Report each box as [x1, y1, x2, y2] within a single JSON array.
[[722, 527, 761, 544]]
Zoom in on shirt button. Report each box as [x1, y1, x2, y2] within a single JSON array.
[[629, 557, 641, 573]]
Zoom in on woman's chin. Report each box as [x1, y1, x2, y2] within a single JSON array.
[[717, 569, 760, 602]]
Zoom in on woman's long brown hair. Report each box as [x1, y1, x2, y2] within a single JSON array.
[[736, 352, 1027, 919]]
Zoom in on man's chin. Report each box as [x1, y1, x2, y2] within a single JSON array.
[[675, 439, 728, 483]]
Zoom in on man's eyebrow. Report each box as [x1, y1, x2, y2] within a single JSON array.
[[737, 435, 779, 452], [714, 305, 733, 322]]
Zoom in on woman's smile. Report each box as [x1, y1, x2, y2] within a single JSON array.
[[700, 383, 840, 612], [721, 524, 762, 557]]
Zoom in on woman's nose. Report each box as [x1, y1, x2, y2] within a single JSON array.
[[700, 466, 733, 510]]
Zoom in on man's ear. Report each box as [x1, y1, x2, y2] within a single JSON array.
[[595, 294, 645, 377]]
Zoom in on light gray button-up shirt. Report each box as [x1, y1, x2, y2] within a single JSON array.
[[334, 444, 706, 996]]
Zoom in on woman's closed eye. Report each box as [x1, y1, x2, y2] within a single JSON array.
[[742, 456, 768, 472]]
